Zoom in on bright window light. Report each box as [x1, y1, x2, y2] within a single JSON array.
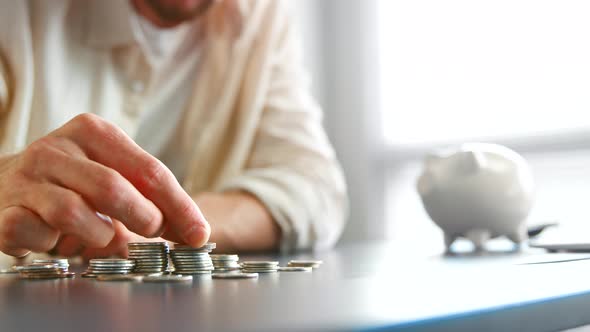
[[378, 0, 590, 145]]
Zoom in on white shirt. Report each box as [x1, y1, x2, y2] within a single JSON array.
[[0, 0, 349, 251], [130, 10, 198, 181]]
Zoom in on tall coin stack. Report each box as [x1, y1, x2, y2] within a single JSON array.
[[128, 242, 170, 274], [170, 242, 216, 275], [82, 259, 135, 278], [210, 254, 240, 272], [240, 261, 279, 273]]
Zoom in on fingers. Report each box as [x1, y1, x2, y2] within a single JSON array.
[[55, 235, 84, 257], [81, 220, 144, 259], [40, 147, 164, 237], [56, 114, 210, 247], [0, 206, 59, 255], [21, 183, 114, 248]]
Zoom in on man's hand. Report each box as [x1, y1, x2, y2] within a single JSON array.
[[0, 113, 210, 257]]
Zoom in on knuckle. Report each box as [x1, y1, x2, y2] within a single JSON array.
[[51, 197, 81, 229], [98, 169, 125, 202], [71, 113, 123, 144], [141, 159, 170, 192], [21, 137, 58, 172], [72, 113, 103, 130]]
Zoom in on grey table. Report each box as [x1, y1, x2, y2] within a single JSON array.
[[2, 242, 590, 332]]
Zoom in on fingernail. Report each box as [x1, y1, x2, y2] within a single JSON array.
[[185, 221, 210, 247], [96, 212, 112, 224]]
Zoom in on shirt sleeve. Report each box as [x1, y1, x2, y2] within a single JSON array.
[[218, 1, 349, 252]]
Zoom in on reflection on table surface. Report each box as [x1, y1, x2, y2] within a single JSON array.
[[2, 242, 590, 332]]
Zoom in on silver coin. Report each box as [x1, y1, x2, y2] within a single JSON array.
[[20, 271, 74, 278], [88, 263, 135, 268], [133, 263, 168, 267], [213, 266, 241, 270], [278, 266, 313, 272], [172, 261, 213, 265], [90, 258, 134, 263], [97, 274, 143, 282], [170, 254, 211, 259], [213, 268, 241, 273], [174, 266, 214, 271], [171, 260, 212, 265], [172, 271, 211, 275], [128, 255, 168, 260], [288, 260, 323, 268], [173, 242, 216, 251], [80, 272, 98, 278], [128, 252, 168, 256], [173, 265, 214, 270], [87, 269, 134, 274], [241, 269, 278, 273], [128, 242, 169, 246], [209, 254, 239, 261], [15, 264, 60, 272], [20, 273, 74, 280], [134, 268, 167, 273], [241, 261, 279, 267], [32, 259, 69, 267], [131, 257, 168, 261], [89, 267, 135, 271], [212, 272, 258, 279], [142, 275, 193, 283]]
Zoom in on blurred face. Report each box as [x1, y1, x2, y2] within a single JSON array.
[[133, 0, 215, 27]]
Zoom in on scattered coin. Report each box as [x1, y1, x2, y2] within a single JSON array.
[[97, 274, 144, 282], [212, 272, 258, 279], [241, 261, 279, 273], [142, 275, 193, 283], [278, 266, 313, 272], [287, 260, 323, 269]]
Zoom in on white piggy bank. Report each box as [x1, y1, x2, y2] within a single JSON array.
[[417, 143, 535, 251]]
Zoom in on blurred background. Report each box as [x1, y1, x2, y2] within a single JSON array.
[[291, 0, 590, 253]]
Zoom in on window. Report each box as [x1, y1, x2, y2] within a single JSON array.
[[378, 0, 590, 146]]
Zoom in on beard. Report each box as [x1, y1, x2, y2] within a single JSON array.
[[145, 0, 215, 23]]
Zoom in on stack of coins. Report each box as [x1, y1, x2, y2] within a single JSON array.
[[17, 261, 74, 279], [81, 259, 135, 278], [210, 254, 240, 272], [33, 258, 70, 271], [169, 243, 216, 275], [240, 261, 279, 273], [287, 260, 323, 269], [128, 242, 170, 274]]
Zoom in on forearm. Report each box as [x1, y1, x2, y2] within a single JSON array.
[[192, 191, 280, 253]]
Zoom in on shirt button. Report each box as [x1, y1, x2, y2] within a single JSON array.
[[131, 81, 145, 93]]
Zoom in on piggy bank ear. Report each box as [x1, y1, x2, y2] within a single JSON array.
[[458, 151, 488, 175]]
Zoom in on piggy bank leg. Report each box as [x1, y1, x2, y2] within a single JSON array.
[[507, 226, 528, 251], [444, 234, 457, 253], [465, 229, 491, 251]]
